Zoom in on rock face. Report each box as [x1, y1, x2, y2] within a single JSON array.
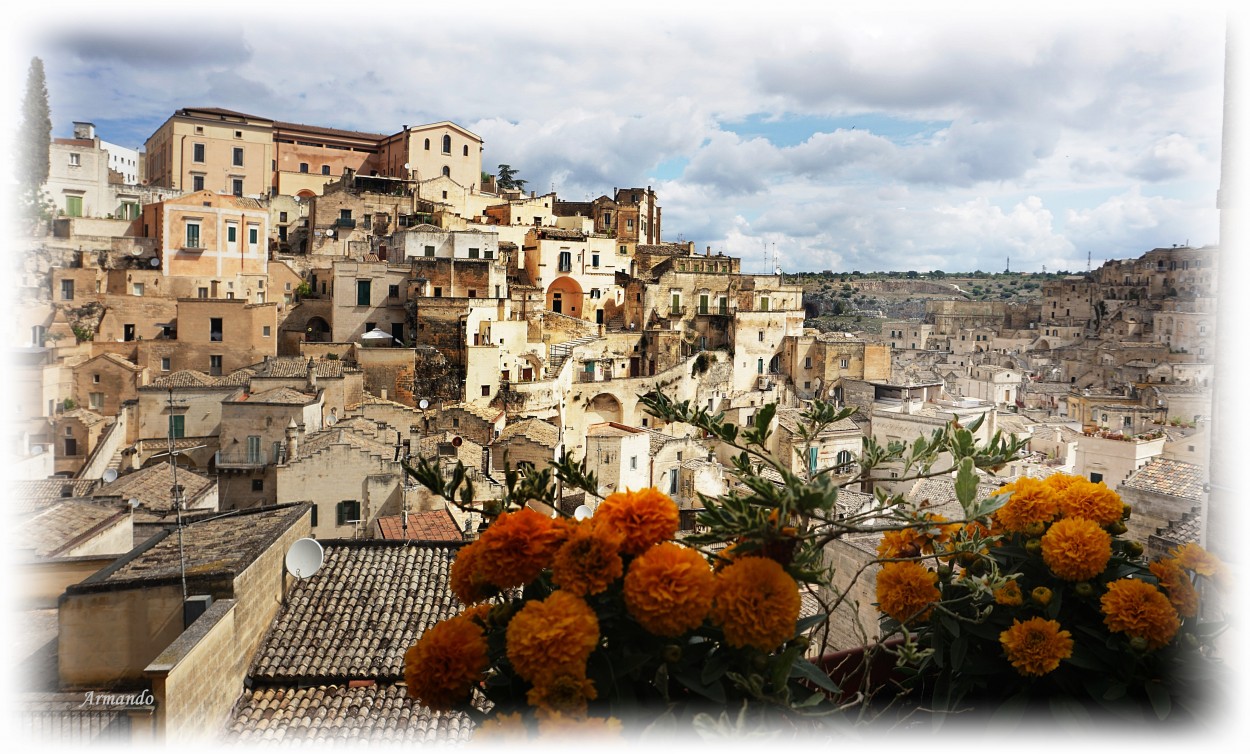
[[411, 346, 462, 402]]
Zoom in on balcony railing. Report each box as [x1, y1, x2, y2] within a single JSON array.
[[214, 448, 273, 469], [333, 218, 357, 229]]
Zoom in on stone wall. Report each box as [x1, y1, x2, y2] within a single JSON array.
[[820, 536, 883, 650], [145, 598, 242, 743]]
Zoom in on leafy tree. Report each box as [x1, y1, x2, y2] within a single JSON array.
[[18, 58, 51, 187], [496, 163, 527, 191]]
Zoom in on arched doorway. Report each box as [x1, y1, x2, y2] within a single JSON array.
[[547, 277, 584, 318], [305, 316, 331, 342], [587, 393, 623, 424]]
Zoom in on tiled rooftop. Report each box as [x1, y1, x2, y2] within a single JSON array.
[[12, 479, 98, 508], [299, 427, 395, 459], [92, 461, 213, 512], [15, 500, 129, 558], [149, 369, 249, 389], [59, 408, 108, 427], [441, 401, 504, 423], [71, 504, 307, 590], [1121, 458, 1205, 500], [495, 417, 559, 448], [224, 683, 474, 745], [248, 543, 464, 681], [376, 510, 463, 541], [249, 356, 357, 379], [774, 408, 860, 437], [237, 387, 316, 405]]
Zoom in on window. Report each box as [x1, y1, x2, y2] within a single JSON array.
[[760, 296, 770, 312], [132, 282, 144, 296], [468, 247, 480, 259], [233, 147, 244, 166], [468, 289, 477, 298], [424, 138, 430, 150], [434, 287, 442, 297], [356, 280, 371, 306], [227, 225, 237, 244], [558, 251, 572, 272], [835, 450, 855, 472], [161, 357, 171, 372], [210, 317, 223, 342], [65, 195, 83, 217], [592, 253, 599, 268], [484, 248, 494, 259], [168, 414, 185, 439], [336, 500, 361, 526], [1123, 416, 1133, 428], [123, 324, 135, 342], [299, 163, 309, 173], [60, 279, 74, 300], [321, 165, 330, 175], [424, 245, 435, 257], [463, 144, 469, 156], [249, 226, 259, 246], [197, 286, 208, 299], [671, 292, 680, 314], [804, 357, 812, 369], [193, 143, 205, 162], [442, 135, 451, 153], [626, 219, 635, 230], [758, 331, 764, 342], [840, 358, 849, 369], [630, 456, 638, 470], [481, 385, 490, 397], [232, 179, 243, 197], [1089, 472, 1104, 484], [757, 358, 764, 374], [620, 245, 627, 255], [262, 325, 271, 337], [68, 153, 80, 167], [279, 212, 288, 223], [442, 166, 450, 177], [388, 284, 400, 299], [89, 392, 103, 410], [209, 355, 222, 376], [252, 479, 264, 492], [246, 435, 261, 464], [64, 437, 78, 456]]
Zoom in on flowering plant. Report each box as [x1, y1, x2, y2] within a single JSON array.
[[400, 396, 1232, 738], [874, 472, 1232, 725]]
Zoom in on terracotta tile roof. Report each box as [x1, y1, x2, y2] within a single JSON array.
[[15, 500, 129, 558], [92, 461, 213, 512], [376, 510, 463, 541], [299, 427, 395, 459], [148, 370, 230, 389], [70, 504, 308, 590], [533, 227, 585, 241], [237, 387, 316, 405], [12, 479, 98, 507], [1120, 458, 1205, 500], [224, 683, 474, 744], [271, 120, 388, 142], [441, 402, 503, 424], [80, 353, 143, 372], [216, 368, 258, 386], [495, 418, 559, 448], [178, 106, 271, 121], [59, 408, 108, 427], [249, 542, 465, 681], [774, 408, 860, 437]]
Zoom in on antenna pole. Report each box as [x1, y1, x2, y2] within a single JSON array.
[[168, 387, 188, 603]]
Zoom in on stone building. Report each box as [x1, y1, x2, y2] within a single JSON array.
[[73, 353, 148, 416]]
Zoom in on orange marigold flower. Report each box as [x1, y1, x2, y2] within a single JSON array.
[[999, 617, 1074, 677], [449, 541, 493, 605], [475, 508, 565, 590], [875, 561, 940, 624], [1101, 578, 1181, 650], [877, 528, 925, 559], [994, 579, 1024, 606], [1171, 543, 1227, 581], [1150, 558, 1200, 618], [992, 476, 1061, 533], [1056, 479, 1124, 526], [473, 711, 529, 740], [506, 591, 600, 684], [403, 611, 490, 711], [1042, 472, 1084, 495], [527, 672, 598, 717], [1041, 517, 1111, 581], [623, 542, 715, 636], [592, 487, 679, 555], [551, 521, 624, 597], [711, 556, 801, 651], [536, 712, 623, 739], [1031, 586, 1053, 607]]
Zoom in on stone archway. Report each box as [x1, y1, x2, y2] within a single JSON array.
[[547, 277, 584, 319], [305, 316, 331, 342], [587, 393, 623, 424]]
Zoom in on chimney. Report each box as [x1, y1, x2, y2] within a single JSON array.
[[286, 418, 299, 460], [706, 246, 711, 257]]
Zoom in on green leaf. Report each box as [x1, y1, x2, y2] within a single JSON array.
[[671, 667, 727, 705], [954, 457, 978, 510], [1144, 681, 1172, 719], [789, 657, 841, 694]]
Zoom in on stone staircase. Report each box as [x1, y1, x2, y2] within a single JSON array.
[[548, 335, 602, 377]]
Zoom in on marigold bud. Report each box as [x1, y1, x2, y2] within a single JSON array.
[[662, 644, 682, 664], [1121, 503, 1133, 520], [1024, 521, 1046, 538], [1106, 521, 1128, 536], [1024, 538, 1042, 555], [1129, 635, 1150, 652], [1124, 540, 1144, 558], [1073, 582, 1095, 598]]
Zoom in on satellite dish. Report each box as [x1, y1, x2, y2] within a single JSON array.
[[403, 162, 411, 170], [128, 497, 141, 509], [325, 229, 335, 238], [149, 257, 160, 268], [285, 538, 324, 579], [30, 445, 44, 455], [102, 468, 119, 483], [419, 399, 429, 410], [573, 505, 593, 521]]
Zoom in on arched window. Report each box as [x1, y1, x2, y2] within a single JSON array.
[[442, 135, 451, 153], [463, 145, 469, 156], [424, 138, 430, 150], [442, 165, 450, 177]]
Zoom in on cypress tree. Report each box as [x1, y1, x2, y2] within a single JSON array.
[[17, 56, 52, 218]]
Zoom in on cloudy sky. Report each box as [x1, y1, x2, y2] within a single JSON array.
[[5, 1, 1231, 274]]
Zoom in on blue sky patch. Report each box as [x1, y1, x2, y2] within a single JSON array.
[[720, 112, 948, 147]]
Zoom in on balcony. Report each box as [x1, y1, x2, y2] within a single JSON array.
[[214, 448, 273, 469], [333, 218, 357, 229]]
